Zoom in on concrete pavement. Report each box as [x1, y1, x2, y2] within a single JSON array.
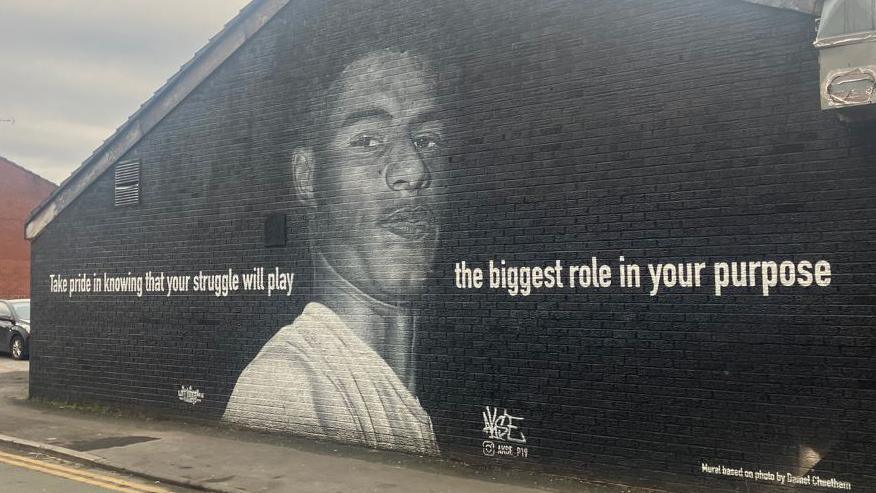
[[0, 358, 625, 493]]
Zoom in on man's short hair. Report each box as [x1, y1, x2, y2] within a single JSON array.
[[272, 0, 466, 149]]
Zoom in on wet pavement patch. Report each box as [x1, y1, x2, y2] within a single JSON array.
[[64, 435, 159, 451]]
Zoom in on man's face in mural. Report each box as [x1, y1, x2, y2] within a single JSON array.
[[294, 49, 448, 302]]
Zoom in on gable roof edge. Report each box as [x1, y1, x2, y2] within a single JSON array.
[[25, 0, 290, 240], [0, 155, 57, 188], [26, 0, 822, 240]]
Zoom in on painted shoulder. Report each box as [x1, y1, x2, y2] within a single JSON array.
[[222, 303, 353, 437]]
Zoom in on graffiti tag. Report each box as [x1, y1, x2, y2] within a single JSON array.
[[482, 406, 528, 458], [178, 385, 204, 405], [483, 406, 526, 443]]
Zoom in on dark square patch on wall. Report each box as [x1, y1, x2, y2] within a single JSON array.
[[264, 213, 287, 247]]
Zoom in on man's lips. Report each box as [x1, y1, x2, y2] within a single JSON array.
[[376, 205, 437, 240]]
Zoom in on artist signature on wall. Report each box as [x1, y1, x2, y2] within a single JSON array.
[[178, 385, 204, 405], [482, 406, 528, 458]]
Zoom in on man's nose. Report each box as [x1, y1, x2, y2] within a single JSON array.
[[384, 140, 431, 192]]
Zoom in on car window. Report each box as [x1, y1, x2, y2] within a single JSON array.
[[11, 302, 29, 321], [0, 303, 11, 320]]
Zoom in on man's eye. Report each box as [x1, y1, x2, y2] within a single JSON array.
[[413, 135, 440, 150], [351, 135, 384, 148]]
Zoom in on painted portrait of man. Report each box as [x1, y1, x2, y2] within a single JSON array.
[[223, 0, 462, 455]]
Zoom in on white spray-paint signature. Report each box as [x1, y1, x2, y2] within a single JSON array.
[[482, 406, 527, 444], [177, 385, 204, 405], [481, 406, 529, 458]]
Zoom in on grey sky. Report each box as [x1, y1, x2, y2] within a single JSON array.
[[0, 0, 251, 184]]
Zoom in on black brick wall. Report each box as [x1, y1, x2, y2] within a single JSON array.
[[30, 1, 876, 492]]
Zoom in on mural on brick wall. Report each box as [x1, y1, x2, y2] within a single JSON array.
[[33, 1, 876, 492], [223, 48, 447, 454]]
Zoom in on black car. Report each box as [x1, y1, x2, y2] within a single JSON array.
[[0, 299, 30, 360]]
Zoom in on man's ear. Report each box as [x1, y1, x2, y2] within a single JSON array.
[[291, 147, 316, 208]]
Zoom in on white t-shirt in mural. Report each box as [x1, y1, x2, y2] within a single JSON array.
[[223, 302, 438, 455]]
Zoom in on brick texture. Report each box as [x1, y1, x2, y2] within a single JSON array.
[[0, 156, 55, 299], [29, 1, 876, 492]]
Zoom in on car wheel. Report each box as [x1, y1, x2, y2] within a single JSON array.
[[10, 335, 26, 360]]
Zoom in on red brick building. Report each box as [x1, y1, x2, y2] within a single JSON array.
[[0, 156, 56, 298]]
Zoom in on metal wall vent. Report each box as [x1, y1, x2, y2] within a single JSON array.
[[114, 160, 141, 207]]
